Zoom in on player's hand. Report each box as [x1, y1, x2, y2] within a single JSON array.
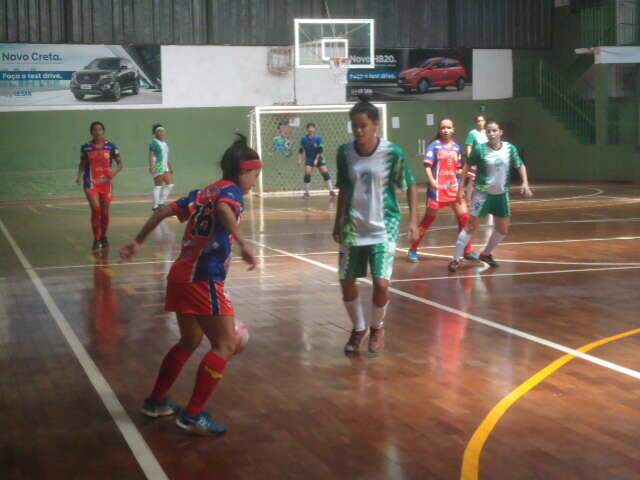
[[240, 246, 257, 270], [75, 177, 81, 186], [407, 223, 419, 244], [431, 181, 441, 190], [332, 224, 341, 244], [120, 242, 140, 260], [521, 184, 533, 198]]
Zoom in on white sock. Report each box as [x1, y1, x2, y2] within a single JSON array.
[[152, 186, 162, 207], [454, 229, 472, 260], [344, 298, 366, 332], [371, 303, 388, 329], [327, 179, 334, 191], [482, 231, 505, 256], [304, 182, 311, 193], [160, 183, 174, 204]]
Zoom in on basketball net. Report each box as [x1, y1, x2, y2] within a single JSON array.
[[329, 56, 351, 85]]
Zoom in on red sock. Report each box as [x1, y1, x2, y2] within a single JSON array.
[[457, 213, 474, 255], [90, 204, 102, 241], [100, 205, 110, 240], [411, 213, 436, 250], [149, 344, 193, 403], [185, 351, 228, 416]]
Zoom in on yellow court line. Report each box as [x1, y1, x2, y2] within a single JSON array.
[[461, 327, 640, 480]]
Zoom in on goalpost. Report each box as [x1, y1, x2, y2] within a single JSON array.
[[249, 103, 388, 197]]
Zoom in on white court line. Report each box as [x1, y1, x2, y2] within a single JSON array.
[[389, 265, 640, 283], [248, 239, 640, 382], [417, 235, 640, 250], [410, 250, 640, 267], [0, 219, 168, 480], [32, 251, 339, 271]]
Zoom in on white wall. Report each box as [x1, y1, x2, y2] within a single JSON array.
[[472, 49, 513, 100], [294, 68, 346, 105], [161, 45, 295, 107]]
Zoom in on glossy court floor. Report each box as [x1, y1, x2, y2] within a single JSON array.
[[1, 183, 640, 480]]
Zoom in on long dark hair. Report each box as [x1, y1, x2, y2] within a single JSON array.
[[220, 134, 260, 183]]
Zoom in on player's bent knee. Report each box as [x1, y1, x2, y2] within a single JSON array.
[[321, 171, 331, 181]]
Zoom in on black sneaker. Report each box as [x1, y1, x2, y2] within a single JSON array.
[[100, 237, 109, 249], [479, 253, 498, 268], [92, 240, 101, 251], [448, 259, 461, 272]]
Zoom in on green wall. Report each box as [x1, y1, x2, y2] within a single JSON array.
[[510, 97, 639, 181], [0, 100, 512, 201], [1, 97, 638, 202], [0, 106, 250, 201]]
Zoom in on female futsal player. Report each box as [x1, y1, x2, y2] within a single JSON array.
[[149, 124, 175, 210]]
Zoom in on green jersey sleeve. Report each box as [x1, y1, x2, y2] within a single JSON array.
[[468, 144, 482, 166], [149, 140, 159, 155], [391, 144, 415, 190], [336, 145, 351, 189], [465, 130, 476, 146], [509, 143, 523, 169]]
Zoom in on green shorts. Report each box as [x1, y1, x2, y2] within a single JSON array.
[[339, 242, 396, 281], [470, 191, 511, 218]]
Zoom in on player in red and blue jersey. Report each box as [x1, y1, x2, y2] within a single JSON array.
[[75, 121, 123, 250], [120, 134, 261, 436], [407, 118, 477, 262], [297, 122, 336, 198]]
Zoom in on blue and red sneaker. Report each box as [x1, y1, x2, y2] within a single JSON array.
[[176, 411, 226, 435]]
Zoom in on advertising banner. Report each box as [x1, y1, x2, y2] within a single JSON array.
[[0, 44, 161, 106], [347, 48, 472, 101]]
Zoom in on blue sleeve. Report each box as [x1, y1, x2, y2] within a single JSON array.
[[217, 185, 243, 216], [424, 142, 437, 167]]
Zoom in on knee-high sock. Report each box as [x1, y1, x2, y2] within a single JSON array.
[[185, 351, 228, 416], [454, 229, 472, 261], [456, 213, 474, 255], [304, 173, 311, 193], [90, 204, 102, 241], [160, 183, 174, 204], [153, 185, 162, 207], [100, 206, 110, 240], [410, 213, 436, 250], [482, 231, 505, 256], [371, 302, 388, 329], [344, 298, 366, 332], [149, 344, 193, 402], [321, 171, 334, 191]]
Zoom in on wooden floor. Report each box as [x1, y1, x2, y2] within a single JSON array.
[[1, 183, 640, 480]]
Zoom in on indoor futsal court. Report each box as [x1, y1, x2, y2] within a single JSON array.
[[1, 2, 640, 480]]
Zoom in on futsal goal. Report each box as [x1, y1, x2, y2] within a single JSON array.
[[249, 103, 388, 197]]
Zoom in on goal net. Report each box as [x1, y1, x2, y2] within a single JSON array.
[[249, 104, 388, 197]]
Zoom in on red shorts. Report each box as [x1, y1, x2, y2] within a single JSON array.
[[85, 183, 112, 203], [165, 280, 235, 317], [427, 198, 457, 210]]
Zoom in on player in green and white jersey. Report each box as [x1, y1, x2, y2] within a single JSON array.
[[463, 115, 488, 203], [449, 120, 532, 272], [332, 97, 419, 355], [149, 124, 175, 210]]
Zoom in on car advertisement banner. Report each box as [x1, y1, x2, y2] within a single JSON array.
[[0, 44, 161, 106], [346, 48, 472, 101]]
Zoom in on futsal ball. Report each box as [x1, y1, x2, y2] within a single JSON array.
[[234, 320, 249, 356]]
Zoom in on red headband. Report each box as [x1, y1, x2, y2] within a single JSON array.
[[240, 159, 263, 172]]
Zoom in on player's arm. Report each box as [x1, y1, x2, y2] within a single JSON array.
[[168, 151, 174, 173], [76, 154, 87, 186], [111, 148, 124, 178], [425, 166, 439, 190], [457, 163, 469, 202], [518, 165, 533, 197], [148, 148, 156, 175], [406, 183, 419, 243], [332, 187, 348, 244], [217, 202, 256, 270], [465, 144, 473, 158], [297, 145, 304, 166], [120, 205, 176, 259]]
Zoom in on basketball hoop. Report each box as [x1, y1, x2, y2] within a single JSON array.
[[329, 56, 351, 85]]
